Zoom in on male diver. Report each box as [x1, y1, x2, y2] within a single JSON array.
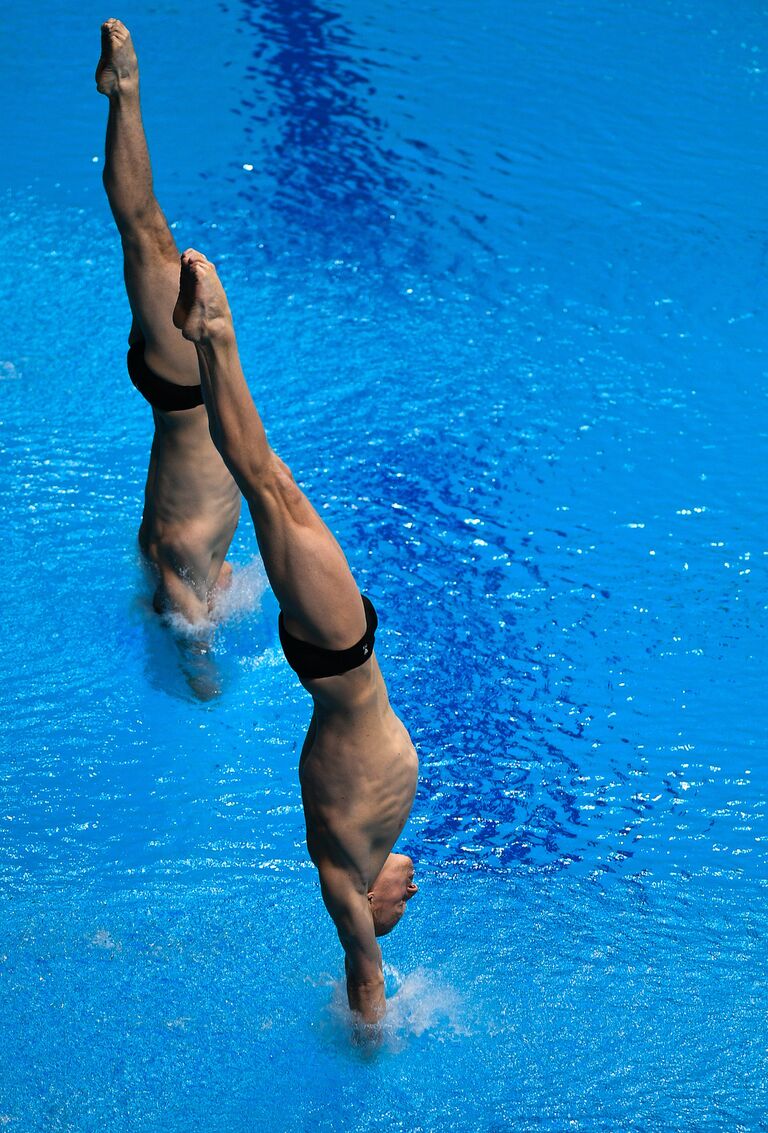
[[96, 20, 240, 624], [173, 249, 419, 1025]]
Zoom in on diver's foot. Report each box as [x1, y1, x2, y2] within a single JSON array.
[[173, 250, 233, 344], [95, 19, 138, 96]]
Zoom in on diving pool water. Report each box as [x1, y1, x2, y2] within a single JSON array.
[[1, 0, 767, 1129]]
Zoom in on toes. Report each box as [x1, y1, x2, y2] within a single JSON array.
[[101, 18, 129, 47], [182, 248, 209, 267]]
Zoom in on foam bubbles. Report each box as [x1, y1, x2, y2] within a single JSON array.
[[162, 607, 214, 639], [138, 558, 270, 700], [212, 558, 268, 623], [161, 558, 268, 640], [326, 965, 467, 1051], [383, 966, 467, 1040]]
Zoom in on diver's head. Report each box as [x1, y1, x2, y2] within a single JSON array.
[[367, 853, 418, 937]]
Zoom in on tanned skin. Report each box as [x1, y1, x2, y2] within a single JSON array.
[[173, 250, 419, 1024], [96, 20, 240, 624]]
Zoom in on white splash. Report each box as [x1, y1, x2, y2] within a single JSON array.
[[327, 965, 468, 1050], [213, 558, 268, 623], [90, 928, 121, 952], [162, 608, 215, 639], [384, 966, 468, 1040], [162, 558, 268, 639]]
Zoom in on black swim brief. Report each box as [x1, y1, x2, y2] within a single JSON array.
[[127, 342, 204, 413], [278, 595, 378, 681]]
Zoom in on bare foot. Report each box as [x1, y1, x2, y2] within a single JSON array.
[[95, 19, 138, 96], [173, 250, 233, 344]]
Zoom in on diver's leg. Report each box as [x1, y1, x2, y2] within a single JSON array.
[[97, 19, 197, 384], [173, 250, 366, 649]]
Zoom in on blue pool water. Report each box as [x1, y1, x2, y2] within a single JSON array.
[[2, 0, 767, 1129]]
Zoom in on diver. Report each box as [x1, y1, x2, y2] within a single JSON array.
[[173, 247, 419, 1026], [96, 19, 241, 624]]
